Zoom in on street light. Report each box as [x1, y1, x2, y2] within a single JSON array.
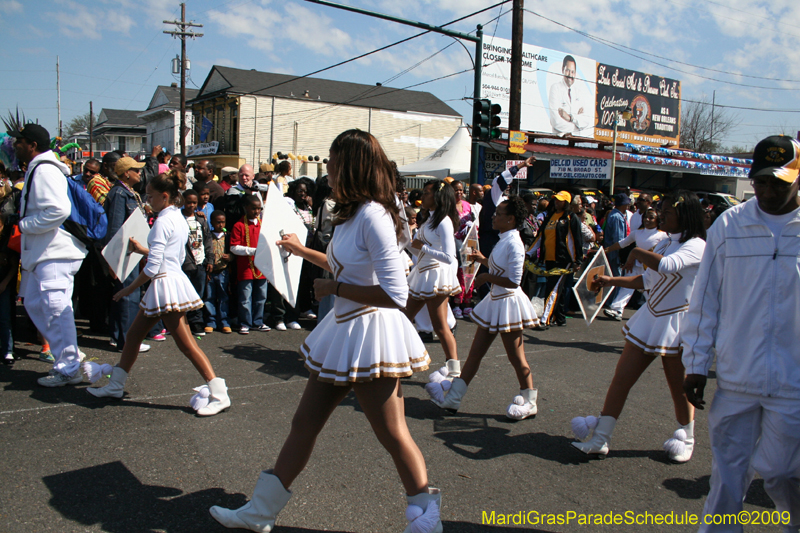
[[609, 106, 632, 196]]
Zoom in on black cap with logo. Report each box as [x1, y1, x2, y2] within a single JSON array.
[[7, 123, 51, 152], [749, 135, 800, 183]]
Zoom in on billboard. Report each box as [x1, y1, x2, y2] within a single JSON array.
[[480, 37, 681, 148], [595, 64, 681, 147], [481, 37, 596, 138]]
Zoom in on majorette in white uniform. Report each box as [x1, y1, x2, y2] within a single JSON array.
[[470, 228, 539, 333], [622, 234, 706, 356], [139, 205, 203, 317], [301, 202, 430, 383], [407, 213, 461, 300]]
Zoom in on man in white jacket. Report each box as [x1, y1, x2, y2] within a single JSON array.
[[682, 135, 800, 532], [12, 123, 88, 387]]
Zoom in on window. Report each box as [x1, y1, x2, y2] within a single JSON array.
[[118, 136, 126, 153], [229, 102, 238, 152]]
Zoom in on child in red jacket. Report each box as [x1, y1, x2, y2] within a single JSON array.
[[230, 194, 269, 334]]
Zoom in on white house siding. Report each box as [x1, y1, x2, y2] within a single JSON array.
[[236, 95, 461, 170]]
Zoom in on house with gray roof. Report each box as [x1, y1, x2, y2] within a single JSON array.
[[139, 84, 199, 156], [188, 65, 462, 172]]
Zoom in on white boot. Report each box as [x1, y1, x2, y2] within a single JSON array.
[[87, 366, 127, 399], [196, 377, 231, 416], [506, 388, 537, 420], [663, 420, 694, 463], [432, 377, 467, 413], [210, 470, 291, 532], [571, 415, 616, 457], [445, 359, 461, 378], [403, 487, 443, 533]]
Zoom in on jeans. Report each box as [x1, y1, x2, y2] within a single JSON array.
[[184, 267, 206, 329], [204, 269, 230, 329], [317, 294, 334, 323], [109, 265, 141, 351], [238, 278, 268, 328], [0, 283, 14, 355]]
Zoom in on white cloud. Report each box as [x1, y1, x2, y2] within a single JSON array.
[[49, 0, 136, 39], [0, 0, 22, 14]]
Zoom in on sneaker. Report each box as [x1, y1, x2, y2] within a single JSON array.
[[221, 327, 232, 334], [287, 321, 302, 330], [204, 327, 214, 334], [109, 340, 118, 348], [603, 309, 622, 321], [463, 307, 473, 316], [39, 350, 55, 363], [147, 334, 167, 342], [299, 310, 317, 319], [3, 353, 14, 365], [256, 324, 271, 332], [274, 321, 287, 331], [239, 326, 250, 335], [139, 344, 151, 353], [37, 370, 82, 387], [192, 328, 206, 337], [453, 308, 463, 319]]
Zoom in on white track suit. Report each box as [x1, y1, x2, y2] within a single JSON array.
[[19, 151, 87, 376], [682, 199, 800, 533]]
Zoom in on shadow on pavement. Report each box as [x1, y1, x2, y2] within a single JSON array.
[[43, 461, 247, 533], [222, 344, 308, 381], [443, 521, 554, 532], [522, 335, 623, 355], [662, 475, 774, 508]]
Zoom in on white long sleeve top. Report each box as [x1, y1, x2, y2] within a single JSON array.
[[19, 150, 87, 270], [487, 228, 525, 297], [641, 234, 705, 316], [327, 201, 408, 308], [143, 205, 189, 278], [617, 227, 668, 268], [416, 214, 457, 266]]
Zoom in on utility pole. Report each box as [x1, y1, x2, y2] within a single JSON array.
[[89, 101, 93, 158], [508, 0, 523, 132], [56, 56, 62, 138], [164, 3, 203, 154], [709, 89, 716, 151]]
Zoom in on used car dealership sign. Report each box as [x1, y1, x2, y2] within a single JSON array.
[[550, 159, 611, 180]]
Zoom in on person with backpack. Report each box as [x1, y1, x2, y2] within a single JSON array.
[[11, 123, 88, 387]]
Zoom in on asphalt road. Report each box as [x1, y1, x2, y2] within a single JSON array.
[[0, 306, 777, 532]]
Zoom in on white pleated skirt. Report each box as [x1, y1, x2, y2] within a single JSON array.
[[622, 305, 683, 357], [301, 298, 430, 385], [470, 287, 539, 333], [140, 272, 203, 317], [407, 259, 461, 300]]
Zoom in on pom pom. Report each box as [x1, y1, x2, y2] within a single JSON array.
[[513, 395, 525, 406], [427, 366, 448, 383], [408, 500, 440, 533], [82, 362, 113, 383], [663, 437, 686, 456], [425, 382, 445, 403], [673, 428, 687, 442], [405, 504, 424, 522], [507, 401, 533, 420], [571, 415, 598, 441], [190, 385, 211, 411], [440, 380, 451, 391]]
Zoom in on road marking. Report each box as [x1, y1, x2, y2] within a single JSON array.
[[0, 378, 308, 416]]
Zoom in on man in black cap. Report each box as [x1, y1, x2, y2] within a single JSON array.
[[11, 123, 87, 387], [682, 135, 800, 531]]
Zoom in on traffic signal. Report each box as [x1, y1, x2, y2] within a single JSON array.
[[489, 103, 502, 139], [473, 99, 491, 141]]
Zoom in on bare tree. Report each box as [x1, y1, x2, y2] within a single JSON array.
[[680, 96, 739, 153], [64, 111, 98, 138]]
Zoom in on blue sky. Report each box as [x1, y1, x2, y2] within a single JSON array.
[[1, 0, 798, 152]]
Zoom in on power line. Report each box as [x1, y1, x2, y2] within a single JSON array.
[[236, 1, 510, 98], [523, 9, 800, 91]]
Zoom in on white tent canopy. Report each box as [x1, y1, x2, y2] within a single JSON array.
[[398, 126, 471, 181]]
